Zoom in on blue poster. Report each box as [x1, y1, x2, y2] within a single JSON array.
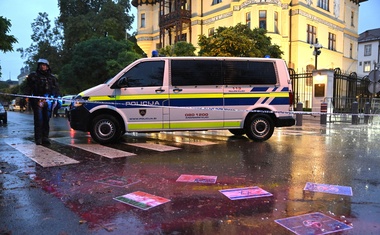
[[304, 182, 353, 196], [275, 212, 352, 235]]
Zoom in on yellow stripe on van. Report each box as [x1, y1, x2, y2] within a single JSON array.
[[224, 92, 289, 98], [169, 93, 223, 99], [88, 96, 114, 101], [117, 94, 169, 100], [128, 123, 163, 130]]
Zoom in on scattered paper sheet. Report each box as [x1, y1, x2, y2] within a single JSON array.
[[176, 174, 217, 184], [304, 182, 353, 196], [275, 212, 353, 235], [219, 186, 273, 200], [114, 191, 170, 210], [95, 175, 141, 187]]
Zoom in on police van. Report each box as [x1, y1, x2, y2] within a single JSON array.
[[68, 57, 295, 144]]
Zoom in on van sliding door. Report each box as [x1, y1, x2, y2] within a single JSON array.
[[168, 59, 224, 130]]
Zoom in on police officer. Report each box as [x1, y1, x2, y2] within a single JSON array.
[[26, 59, 60, 145]]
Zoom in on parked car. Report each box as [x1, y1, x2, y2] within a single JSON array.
[[57, 95, 76, 117], [0, 103, 7, 124], [8, 99, 20, 111]]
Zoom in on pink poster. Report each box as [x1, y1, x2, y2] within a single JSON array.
[[114, 191, 170, 210], [176, 174, 217, 184]]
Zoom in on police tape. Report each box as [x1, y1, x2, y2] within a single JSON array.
[[1, 91, 379, 117]]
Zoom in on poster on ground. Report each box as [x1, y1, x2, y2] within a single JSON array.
[[95, 175, 141, 187], [114, 191, 170, 210], [176, 174, 217, 184], [303, 182, 353, 196], [275, 212, 353, 235], [219, 186, 272, 200]]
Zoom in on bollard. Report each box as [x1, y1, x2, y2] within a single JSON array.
[[296, 102, 303, 126], [352, 101, 358, 125], [364, 102, 370, 124], [320, 102, 327, 125]]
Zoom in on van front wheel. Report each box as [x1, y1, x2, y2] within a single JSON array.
[[90, 114, 122, 144], [229, 129, 245, 136], [245, 114, 274, 141]]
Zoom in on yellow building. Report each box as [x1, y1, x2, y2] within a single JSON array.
[[132, 0, 367, 74]]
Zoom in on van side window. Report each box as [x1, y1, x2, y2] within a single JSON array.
[[120, 61, 164, 87], [223, 61, 277, 85], [171, 60, 222, 86]]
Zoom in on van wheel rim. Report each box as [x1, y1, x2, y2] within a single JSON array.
[[97, 121, 115, 138]]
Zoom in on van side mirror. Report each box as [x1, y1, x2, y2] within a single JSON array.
[[111, 76, 128, 89]]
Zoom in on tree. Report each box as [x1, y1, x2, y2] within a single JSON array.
[[58, 0, 134, 54], [0, 16, 18, 78], [159, 41, 196, 56], [59, 37, 141, 94], [198, 24, 283, 58], [17, 12, 63, 73]]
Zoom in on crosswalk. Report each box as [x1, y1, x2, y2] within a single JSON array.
[[4, 135, 221, 168], [4, 129, 322, 168]]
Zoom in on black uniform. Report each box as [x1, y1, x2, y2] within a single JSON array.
[[26, 64, 60, 145]]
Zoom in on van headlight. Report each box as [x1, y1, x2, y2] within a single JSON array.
[[72, 96, 88, 107]]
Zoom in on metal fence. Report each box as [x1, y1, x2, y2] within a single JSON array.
[[289, 68, 375, 113]]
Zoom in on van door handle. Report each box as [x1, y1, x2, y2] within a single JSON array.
[[173, 88, 183, 92], [155, 88, 165, 93]]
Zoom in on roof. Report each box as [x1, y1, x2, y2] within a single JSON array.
[[359, 28, 380, 42]]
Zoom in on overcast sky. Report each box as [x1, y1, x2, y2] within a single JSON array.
[[0, 0, 379, 81]]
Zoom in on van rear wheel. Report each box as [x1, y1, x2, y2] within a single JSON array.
[[245, 114, 274, 141], [90, 114, 122, 144]]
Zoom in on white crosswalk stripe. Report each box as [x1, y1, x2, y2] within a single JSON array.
[[125, 142, 180, 152], [52, 137, 135, 159], [5, 139, 79, 167]]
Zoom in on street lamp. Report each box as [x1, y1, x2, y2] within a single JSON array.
[[311, 38, 322, 70]]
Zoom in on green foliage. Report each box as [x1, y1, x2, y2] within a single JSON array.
[[0, 16, 18, 53], [198, 24, 283, 58], [58, 0, 134, 53], [0, 16, 18, 78], [59, 37, 141, 94], [17, 12, 63, 72], [159, 41, 196, 56]]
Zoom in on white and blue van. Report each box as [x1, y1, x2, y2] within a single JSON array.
[[69, 57, 295, 144]]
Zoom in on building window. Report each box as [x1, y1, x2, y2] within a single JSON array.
[[364, 61, 371, 72], [364, 44, 372, 56], [350, 43, 353, 59], [246, 12, 251, 29], [140, 13, 146, 28], [176, 33, 187, 42], [317, 0, 329, 11], [212, 0, 222, 5], [351, 11, 354, 26], [307, 24, 316, 44], [259, 10, 267, 29], [274, 11, 279, 33], [328, 33, 336, 51], [208, 28, 214, 37]]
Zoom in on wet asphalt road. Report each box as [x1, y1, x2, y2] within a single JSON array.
[[0, 111, 380, 235]]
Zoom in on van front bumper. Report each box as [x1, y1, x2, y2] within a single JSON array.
[[68, 106, 91, 132]]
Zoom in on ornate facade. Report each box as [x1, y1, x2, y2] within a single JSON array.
[[132, 0, 367, 73]]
